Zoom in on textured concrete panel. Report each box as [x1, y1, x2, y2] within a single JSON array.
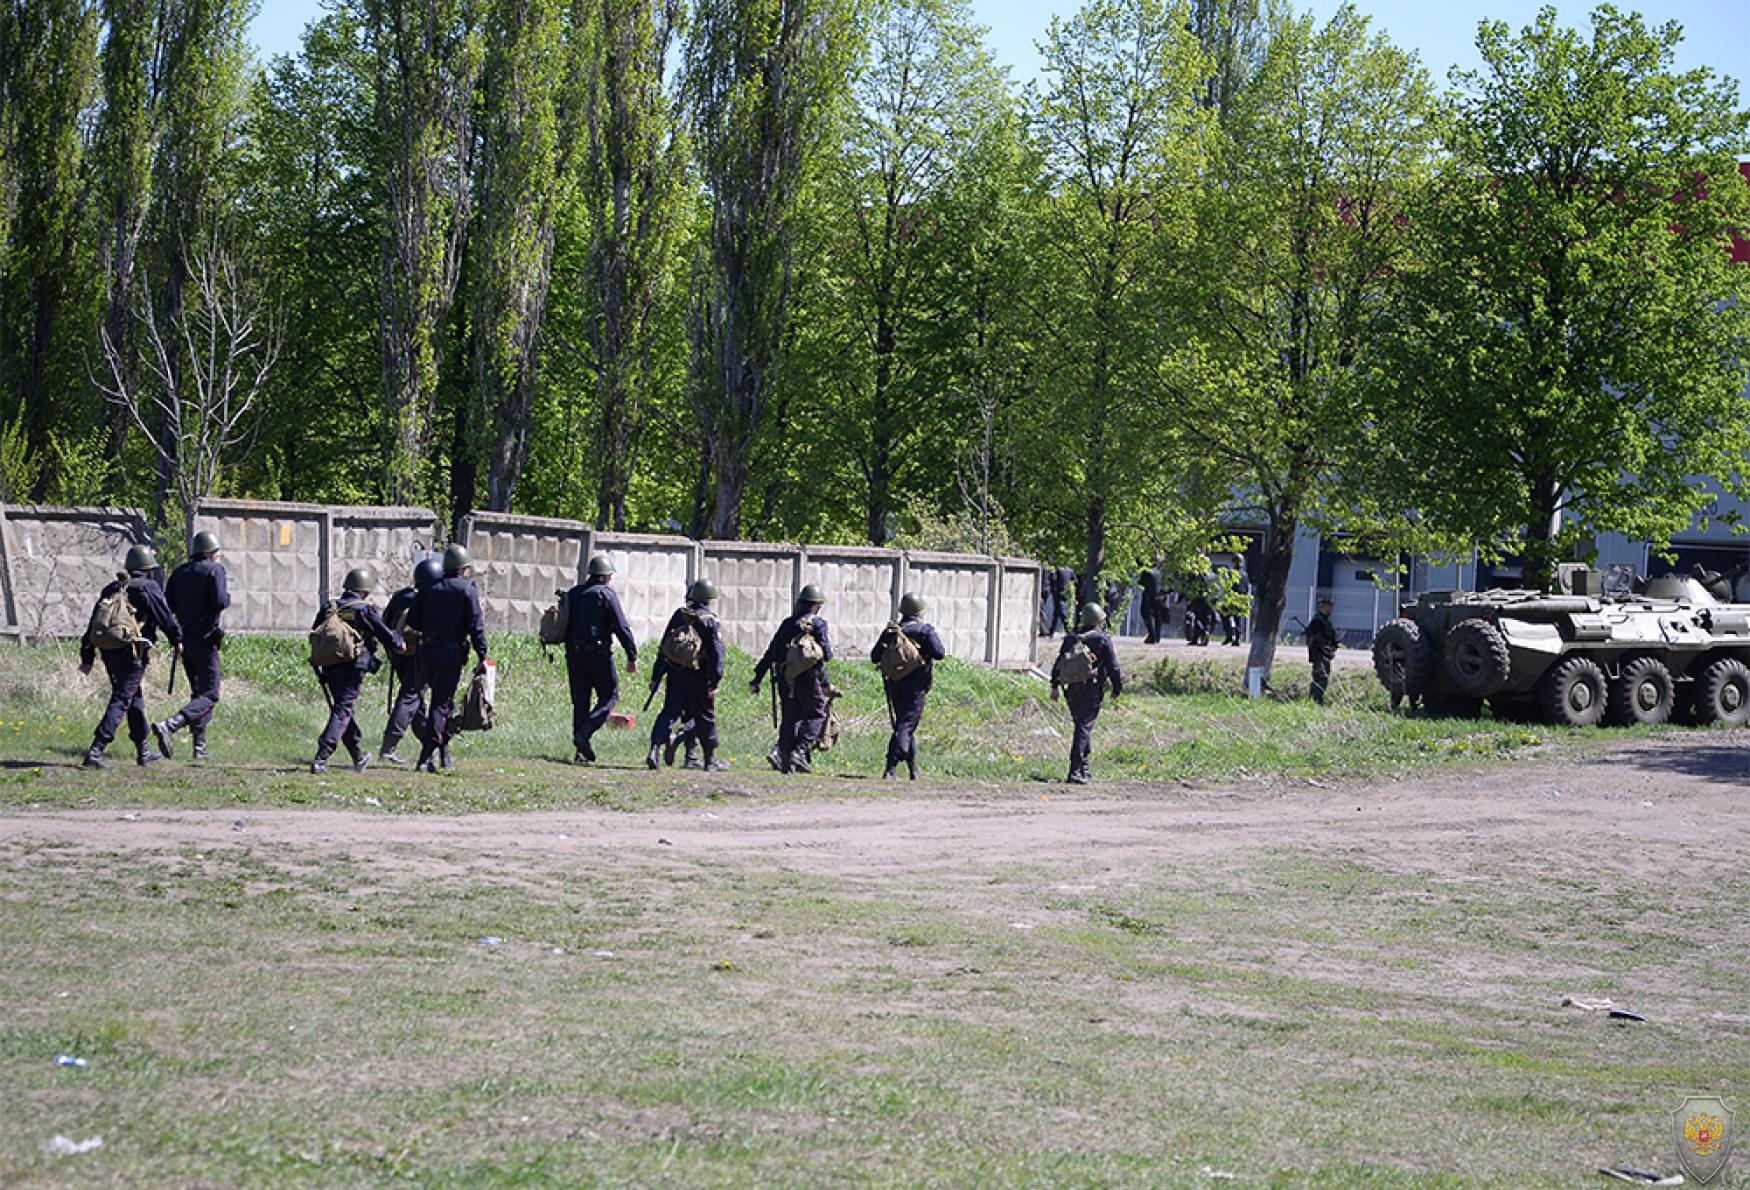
[[332, 509, 439, 602], [998, 561, 1042, 668], [192, 505, 324, 632], [701, 543, 798, 657], [1, 507, 148, 639], [801, 547, 900, 661], [905, 553, 995, 663], [461, 513, 590, 635], [595, 533, 697, 649]]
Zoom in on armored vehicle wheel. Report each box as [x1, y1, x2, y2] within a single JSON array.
[[1607, 656, 1674, 726], [1444, 618, 1511, 697], [1695, 657, 1750, 726], [1373, 619, 1432, 703], [1539, 656, 1607, 727]]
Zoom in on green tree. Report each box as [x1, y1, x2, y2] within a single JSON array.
[[1378, 5, 1750, 585], [1028, 0, 1209, 594], [1160, 3, 1433, 679], [1188, 0, 1262, 118], [684, 0, 864, 539]]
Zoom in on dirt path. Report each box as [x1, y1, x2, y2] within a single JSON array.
[[3, 735, 1744, 884]]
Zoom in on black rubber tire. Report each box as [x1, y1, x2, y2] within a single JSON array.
[[1607, 656, 1675, 726], [1373, 619, 1432, 703], [1444, 618, 1512, 697], [1694, 657, 1750, 727], [1539, 655, 1607, 727]]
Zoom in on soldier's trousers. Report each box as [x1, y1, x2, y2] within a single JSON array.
[[94, 647, 149, 748], [884, 679, 928, 768], [778, 673, 829, 757], [384, 657, 428, 749], [651, 671, 716, 753], [1066, 683, 1104, 778], [174, 638, 222, 727], [567, 645, 619, 747], [1140, 601, 1160, 643], [422, 645, 466, 748], [1309, 652, 1333, 705], [316, 666, 365, 760]]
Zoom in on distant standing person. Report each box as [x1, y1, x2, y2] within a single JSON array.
[[1137, 562, 1162, 644], [565, 555, 638, 764], [154, 530, 230, 759], [647, 579, 726, 771], [378, 557, 442, 764], [1052, 564, 1076, 634], [751, 584, 834, 774], [308, 568, 404, 773], [79, 545, 182, 769], [1305, 596, 1339, 705], [408, 545, 489, 773], [871, 592, 946, 780], [1039, 564, 1054, 636], [1051, 603, 1123, 785]]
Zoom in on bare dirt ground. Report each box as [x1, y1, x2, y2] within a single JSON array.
[[4, 733, 1742, 883]]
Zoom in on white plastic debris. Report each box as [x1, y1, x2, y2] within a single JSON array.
[[1010, 922, 1037, 930], [53, 1055, 86, 1069], [591, 950, 615, 959], [45, 1135, 102, 1156], [1200, 1167, 1238, 1181], [479, 936, 504, 946], [363, 796, 381, 807]]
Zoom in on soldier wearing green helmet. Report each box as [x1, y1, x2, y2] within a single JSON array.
[[155, 529, 230, 760], [1050, 602, 1124, 784], [751, 583, 835, 774], [562, 554, 638, 764], [646, 576, 725, 771], [78, 543, 183, 769], [408, 543, 489, 772], [871, 591, 946, 780], [308, 566, 405, 774]]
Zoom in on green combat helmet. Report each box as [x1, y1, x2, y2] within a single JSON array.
[[798, 583, 825, 607], [190, 531, 220, 556], [123, 544, 158, 573], [899, 592, 925, 616], [442, 544, 471, 574], [1078, 603, 1107, 630], [588, 555, 614, 577], [686, 578, 717, 604], [343, 567, 377, 593]]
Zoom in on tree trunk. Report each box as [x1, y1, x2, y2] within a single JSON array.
[[708, 440, 748, 540], [1083, 495, 1107, 612], [1522, 473, 1563, 589], [1245, 511, 1298, 682]]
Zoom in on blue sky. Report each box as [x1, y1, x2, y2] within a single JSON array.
[[249, 0, 1748, 87]]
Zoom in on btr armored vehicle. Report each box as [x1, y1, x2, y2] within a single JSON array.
[[1372, 562, 1750, 726]]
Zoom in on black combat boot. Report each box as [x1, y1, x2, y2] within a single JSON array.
[[81, 743, 110, 770], [151, 712, 185, 759], [379, 731, 405, 765], [701, 747, 728, 772], [882, 757, 898, 780], [577, 737, 597, 763], [683, 742, 703, 770], [135, 741, 162, 768], [310, 749, 330, 774], [438, 744, 453, 771], [765, 745, 783, 771], [350, 748, 373, 773], [413, 739, 438, 773], [663, 730, 683, 766], [645, 742, 662, 770], [190, 725, 209, 760], [906, 748, 918, 781]]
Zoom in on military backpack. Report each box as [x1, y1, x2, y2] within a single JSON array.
[[782, 619, 825, 684], [1057, 633, 1100, 685], [538, 590, 569, 647], [877, 622, 925, 682], [88, 579, 142, 651], [659, 608, 704, 670], [309, 602, 364, 668]]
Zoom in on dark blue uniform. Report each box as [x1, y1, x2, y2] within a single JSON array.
[[1052, 567, 1075, 634], [408, 575, 489, 766], [313, 593, 404, 764], [649, 602, 724, 763], [565, 577, 637, 757], [754, 613, 834, 769], [1052, 628, 1123, 783], [1305, 611, 1338, 705], [1138, 568, 1162, 643], [165, 556, 230, 741], [871, 616, 946, 777], [82, 574, 182, 761], [380, 585, 428, 757]]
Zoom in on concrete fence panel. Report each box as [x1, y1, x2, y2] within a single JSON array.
[[0, 505, 149, 639], [996, 560, 1042, 669], [594, 532, 698, 646], [331, 506, 441, 600], [904, 551, 997, 664], [801, 545, 902, 658], [701, 541, 801, 657], [191, 500, 327, 632], [459, 512, 592, 635]]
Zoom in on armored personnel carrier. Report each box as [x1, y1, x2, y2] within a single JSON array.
[[1372, 561, 1750, 726]]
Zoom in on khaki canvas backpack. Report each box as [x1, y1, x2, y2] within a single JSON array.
[[309, 602, 364, 668], [1057, 633, 1100, 685], [782, 619, 825, 684], [88, 580, 142, 651], [659, 608, 704, 670], [877, 622, 925, 682], [538, 590, 569, 647]]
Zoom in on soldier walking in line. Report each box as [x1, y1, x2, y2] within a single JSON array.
[[309, 568, 404, 773], [871, 592, 946, 780], [647, 578, 726, 771], [565, 555, 638, 764], [378, 557, 441, 765], [1138, 561, 1162, 643], [751, 584, 834, 774], [1051, 603, 1123, 785], [409, 545, 489, 773], [153, 530, 229, 759], [1305, 596, 1339, 705], [79, 545, 183, 769]]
